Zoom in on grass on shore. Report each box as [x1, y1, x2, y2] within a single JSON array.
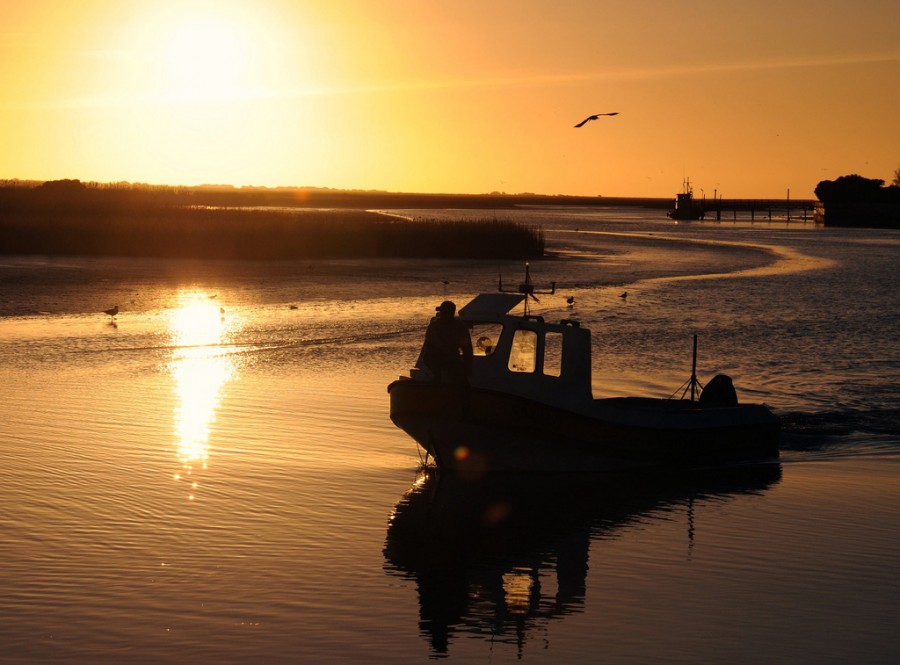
[[0, 207, 545, 260]]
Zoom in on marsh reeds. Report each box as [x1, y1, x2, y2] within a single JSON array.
[[0, 182, 545, 260]]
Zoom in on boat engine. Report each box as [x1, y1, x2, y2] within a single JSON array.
[[699, 374, 738, 406]]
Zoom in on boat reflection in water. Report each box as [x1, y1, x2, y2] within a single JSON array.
[[384, 464, 781, 657]]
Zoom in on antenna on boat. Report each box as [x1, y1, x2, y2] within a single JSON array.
[[680, 334, 704, 401], [499, 262, 556, 315]]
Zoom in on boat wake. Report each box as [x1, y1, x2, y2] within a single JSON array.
[[779, 408, 900, 458]]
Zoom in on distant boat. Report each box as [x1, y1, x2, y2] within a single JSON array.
[[388, 283, 779, 473], [667, 178, 705, 221]]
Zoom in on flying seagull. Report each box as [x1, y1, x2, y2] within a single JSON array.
[[574, 112, 619, 128]]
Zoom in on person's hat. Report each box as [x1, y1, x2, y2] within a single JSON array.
[[436, 300, 456, 313]]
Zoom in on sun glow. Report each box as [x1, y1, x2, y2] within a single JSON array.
[[84, 1, 326, 186], [115, 2, 312, 108], [162, 17, 249, 102]]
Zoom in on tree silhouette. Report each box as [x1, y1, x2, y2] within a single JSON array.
[[813, 172, 900, 228], [814, 174, 885, 203]]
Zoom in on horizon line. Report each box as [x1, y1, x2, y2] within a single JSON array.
[[1, 176, 825, 202]]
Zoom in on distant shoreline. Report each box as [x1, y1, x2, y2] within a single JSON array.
[[0, 177, 815, 210], [0, 178, 827, 261]]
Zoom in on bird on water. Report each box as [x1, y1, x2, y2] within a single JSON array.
[[574, 112, 619, 128], [103, 305, 119, 319]]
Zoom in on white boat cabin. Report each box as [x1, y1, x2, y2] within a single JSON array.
[[409, 293, 594, 409]]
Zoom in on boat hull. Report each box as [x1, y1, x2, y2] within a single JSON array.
[[668, 208, 705, 221], [388, 380, 780, 473]]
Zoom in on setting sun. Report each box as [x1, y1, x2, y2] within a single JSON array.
[[161, 17, 250, 102]]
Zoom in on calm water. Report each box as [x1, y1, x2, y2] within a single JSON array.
[[1, 208, 898, 663]]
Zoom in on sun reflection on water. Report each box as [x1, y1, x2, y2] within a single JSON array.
[[168, 292, 237, 500]]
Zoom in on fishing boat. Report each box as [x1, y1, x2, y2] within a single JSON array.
[[387, 268, 779, 473], [667, 178, 706, 220]]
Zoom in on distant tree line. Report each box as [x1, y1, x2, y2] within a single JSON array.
[[814, 173, 900, 205], [0, 180, 545, 260], [0, 178, 271, 211], [0, 178, 658, 210]]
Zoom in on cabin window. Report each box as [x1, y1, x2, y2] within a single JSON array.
[[543, 332, 562, 377], [508, 329, 537, 373], [470, 322, 503, 357]]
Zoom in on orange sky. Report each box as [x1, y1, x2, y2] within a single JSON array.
[[1, 0, 898, 198]]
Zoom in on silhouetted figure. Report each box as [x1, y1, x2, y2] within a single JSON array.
[[422, 301, 473, 386], [574, 112, 618, 128], [103, 305, 119, 319]]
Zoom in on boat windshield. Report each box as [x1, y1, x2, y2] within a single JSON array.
[[509, 329, 537, 373], [471, 322, 503, 356]]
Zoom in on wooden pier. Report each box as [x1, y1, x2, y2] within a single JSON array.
[[689, 195, 816, 223]]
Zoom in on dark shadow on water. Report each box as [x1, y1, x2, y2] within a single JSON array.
[[383, 464, 781, 658]]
